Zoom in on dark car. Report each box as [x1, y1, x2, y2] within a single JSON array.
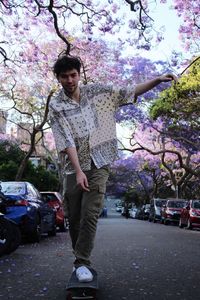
[[161, 198, 187, 225], [40, 191, 67, 231], [0, 181, 57, 242], [135, 206, 144, 219], [142, 204, 150, 220], [149, 198, 167, 223], [0, 214, 21, 257], [0, 188, 21, 256], [179, 199, 200, 230], [134, 205, 149, 220], [136, 204, 150, 220]]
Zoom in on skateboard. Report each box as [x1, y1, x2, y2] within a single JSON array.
[[66, 268, 98, 300]]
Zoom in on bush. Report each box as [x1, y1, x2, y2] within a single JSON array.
[[0, 161, 19, 181], [0, 140, 59, 191], [0, 140, 24, 164], [24, 165, 59, 191]]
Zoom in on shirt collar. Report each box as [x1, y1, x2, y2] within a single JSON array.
[[61, 89, 80, 106]]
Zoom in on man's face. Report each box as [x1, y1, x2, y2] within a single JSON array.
[[57, 69, 80, 94]]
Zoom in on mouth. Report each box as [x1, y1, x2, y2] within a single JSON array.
[[66, 85, 75, 90]]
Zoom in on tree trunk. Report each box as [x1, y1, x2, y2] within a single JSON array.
[[15, 144, 35, 180], [14, 91, 54, 181]]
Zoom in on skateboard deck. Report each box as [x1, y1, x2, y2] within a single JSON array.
[[66, 268, 98, 300]]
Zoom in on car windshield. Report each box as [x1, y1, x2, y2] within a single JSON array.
[[42, 194, 57, 201], [156, 200, 166, 207], [0, 182, 25, 195], [168, 201, 186, 208], [192, 200, 200, 209]]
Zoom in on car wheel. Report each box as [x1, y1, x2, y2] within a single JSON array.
[[0, 216, 12, 257], [5, 222, 21, 254], [186, 219, 192, 230], [30, 215, 41, 243], [179, 218, 184, 228]]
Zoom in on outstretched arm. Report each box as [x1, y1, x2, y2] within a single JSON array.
[[135, 74, 177, 98]]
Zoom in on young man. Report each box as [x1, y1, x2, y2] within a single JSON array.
[[49, 55, 176, 282]]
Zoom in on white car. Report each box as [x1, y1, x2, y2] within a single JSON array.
[[129, 208, 138, 218], [116, 205, 122, 212]]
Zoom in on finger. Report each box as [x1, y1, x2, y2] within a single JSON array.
[[165, 75, 173, 81], [83, 178, 90, 191], [84, 176, 89, 188], [78, 180, 90, 192], [167, 74, 177, 82], [83, 186, 90, 192], [81, 184, 90, 192]]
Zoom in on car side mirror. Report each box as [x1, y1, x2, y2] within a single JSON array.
[[186, 205, 190, 210]]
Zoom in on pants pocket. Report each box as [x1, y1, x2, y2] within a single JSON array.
[[98, 185, 106, 194]]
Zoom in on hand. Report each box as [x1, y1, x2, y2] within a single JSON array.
[[76, 170, 90, 192], [159, 74, 178, 83]]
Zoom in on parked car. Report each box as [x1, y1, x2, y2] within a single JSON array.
[[0, 188, 21, 256], [0, 181, 57, 242], [40, 191, 67, 231], [99, 206, 108, 218], [0, 214, 21, 257], [148, 198, 167, 223], [179, 199, 200, 230], [161, 198, 187, 225], [136, 204, 150, 220], [129, 208, 138, 219], [135, 206, 144, 219], [121, 207, 131, 218], [116, 205, 123, 213]]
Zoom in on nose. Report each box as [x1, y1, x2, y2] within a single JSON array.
[[66, 76, 73, 84]]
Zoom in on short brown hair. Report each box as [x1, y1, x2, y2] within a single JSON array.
[[53, 55, 81, 77]]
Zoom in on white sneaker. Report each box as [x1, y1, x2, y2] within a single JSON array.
[[76, 266, 93, 282]]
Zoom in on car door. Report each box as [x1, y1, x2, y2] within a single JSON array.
[[26, 183, 41, 210], [28, 184, 55, 232]]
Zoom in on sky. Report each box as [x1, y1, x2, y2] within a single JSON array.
[[144, 1, 183, 57], [125, 0, 187, 63]]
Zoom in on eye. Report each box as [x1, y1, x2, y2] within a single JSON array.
[[60, 74, 67, 79]]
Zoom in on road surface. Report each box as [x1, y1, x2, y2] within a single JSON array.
[[0, 210, 200, 299]]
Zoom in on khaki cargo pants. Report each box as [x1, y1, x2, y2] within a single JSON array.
[[63, 164, 110, 267]]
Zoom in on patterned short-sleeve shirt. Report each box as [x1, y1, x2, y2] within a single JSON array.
[[49, 83, 135, 174]]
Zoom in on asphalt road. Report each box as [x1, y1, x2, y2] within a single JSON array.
[[0, 210, 200, 300]]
